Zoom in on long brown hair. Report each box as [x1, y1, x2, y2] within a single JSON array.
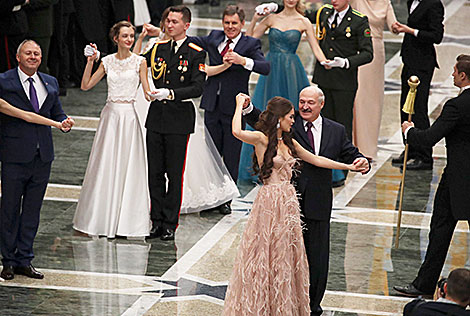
[[253, 97, 299, 183]]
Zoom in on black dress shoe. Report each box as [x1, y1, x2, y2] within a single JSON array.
[[148, 225, 163, 239], [160, 228, 175, 241], [219, 203, 232, 215], [393, 283, 433, 298], [391, 151, 413, 165], [14, 265, 44, 279], [401, 159, 433, 171], [1, 265, 15, 280]]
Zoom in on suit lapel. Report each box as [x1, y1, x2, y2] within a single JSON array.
[[319, 117, 332, 155], [37, 72, 52, 113], [294, 114, 312, 151], [233, 34, 246, 53]]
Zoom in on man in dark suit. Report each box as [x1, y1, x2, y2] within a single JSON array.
[[0, 40, 74, 281], [391, 0, 444, 170], [142, 6, 206, 241], [394, 55, 470, 297], [403, 268, 470, 316], [189, 5, 270, 214], [245, 85, 370, 316], [0, 0, 28, 72]]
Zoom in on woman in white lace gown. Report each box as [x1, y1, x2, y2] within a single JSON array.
[[134, 29, 239, 214], [73, 21, 153, 238]]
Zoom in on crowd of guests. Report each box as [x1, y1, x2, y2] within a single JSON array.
[[1, 0, 469, 315]]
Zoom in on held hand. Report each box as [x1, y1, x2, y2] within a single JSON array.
[[222, 56, 233, 67], [236, 93, 250, 108], [325, 57, 347, 68], [255, 2, 278, 16], [224, 50, 245, 65], [60, 117, 75, 132], [352, 157, 370, 174], [150, 88, 170, 101], [320, 60, 332, 70], [143, 23, 160, 37], [84, 43, 100, 62], [402, 121, 414, 133], [392, 22, 412, 34], [139, 28, 148, 39]]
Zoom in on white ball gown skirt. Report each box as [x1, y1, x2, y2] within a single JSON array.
[[73, 101, 151, 238]]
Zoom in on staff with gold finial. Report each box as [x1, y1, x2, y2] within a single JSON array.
[[395, 75, 420, 249]]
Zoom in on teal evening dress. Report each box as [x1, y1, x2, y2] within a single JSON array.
[[239, 28, 311, 181]]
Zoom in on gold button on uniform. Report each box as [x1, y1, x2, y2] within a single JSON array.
[[330, 48, 333, 51], [166, 80, 169, 84], [167, 70, 171, 74], [163, 100, 167, 104], [331, 37, 335, 40]]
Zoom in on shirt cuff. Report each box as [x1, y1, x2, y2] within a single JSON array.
[[413, 29, 419, 37], [13, 5, 21, 11], [404, 126, 413, 139], [242, 102, 254, 115], [344, 58, 350, 69], [243, 58, 254, 71]]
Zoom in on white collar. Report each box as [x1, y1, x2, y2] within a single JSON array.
[[460, 84, 470, 93], [224, 32, 242, 46], [436, 298, 460, 306], [303, 115, 323, 130], [17, 67, 39, 84], [172, 37, 187, 50], [334, 5, 350, 19]]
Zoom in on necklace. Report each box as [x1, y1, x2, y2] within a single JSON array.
[[278, 137, 283, 141]]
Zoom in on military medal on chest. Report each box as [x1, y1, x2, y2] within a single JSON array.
[[345, 26, 351, 38], [178, 60, 188, 73]]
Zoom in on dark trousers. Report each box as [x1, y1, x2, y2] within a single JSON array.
[[400, 65, 434, 163], [303, 218, 330, 316], [412, 174, 470, 293], [146, 131, 189, 231], [320, 87, 357, 141], [204, 101, 244, 183], [0, 154, 51, 267], [49, 12, 71, 88]]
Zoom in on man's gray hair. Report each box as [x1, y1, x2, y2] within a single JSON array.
[[16, 39, 41, 55], [301, 85, 325, 103]]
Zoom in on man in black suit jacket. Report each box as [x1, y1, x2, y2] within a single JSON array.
[[394, 55, 470, 297], [0, 40, 74, 281], [391, 0, 444, 170], [142, 6, 206, 241], [0, 0, 28, 72], [403, 268, 470, 316], [189, 5, 270, 214], [245, 85, 370, 316]]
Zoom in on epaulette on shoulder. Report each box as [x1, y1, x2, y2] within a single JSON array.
[[321, 4, 333, 9], [156, 39, 170, 44], [188, 42, 203, 52], [352, 9, 366, 17]]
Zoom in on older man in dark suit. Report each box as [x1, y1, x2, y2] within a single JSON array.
[[394, 55, 470, 297], [245, 85, 370, 316], [189, 5, 270, 214], [0, 40, 74, 281], [391, 0, 444, 170]]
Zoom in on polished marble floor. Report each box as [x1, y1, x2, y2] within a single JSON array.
[[1, 0, 470, 315]]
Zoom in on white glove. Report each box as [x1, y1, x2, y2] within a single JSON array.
[[255, 2, 278, 15], [327, 57, 348, 68], [152, 88, 170, 101], [84, 44, 100, 60]]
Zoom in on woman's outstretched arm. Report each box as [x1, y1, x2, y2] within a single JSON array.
[[0, 98, 63, 129], [246, 13, 271, 38], [81, 44, 106, 91], [232, 93, 265, 146], [293, 139, 365, 171]]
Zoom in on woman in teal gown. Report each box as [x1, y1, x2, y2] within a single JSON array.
[[239, 0, 328, 181]]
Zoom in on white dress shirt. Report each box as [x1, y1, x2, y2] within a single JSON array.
[[328, 5, 349, 28], [18, 67, 48, 110], [171, 37, 187, 54], [409, 0, 421, 37], [303, 116, 323, 155], [217, 32, 254, 71]]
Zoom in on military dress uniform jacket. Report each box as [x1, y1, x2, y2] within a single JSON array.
[[143, 39, 206, 135], [307, 5, 373, 91]]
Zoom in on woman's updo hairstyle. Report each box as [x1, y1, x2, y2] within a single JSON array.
[[253, 96, 298, 183], [109, 21, 136, 46]]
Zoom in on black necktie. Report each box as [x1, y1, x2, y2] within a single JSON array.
[[171, 41, 177, 56], [331, 13, 338, 29], [306, 122, 315, 152]]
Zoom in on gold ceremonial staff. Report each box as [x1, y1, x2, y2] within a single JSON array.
[[395, 75, 420, 249]]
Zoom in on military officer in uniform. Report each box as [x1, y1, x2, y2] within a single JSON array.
[[307, 0, 373, 143], [142, 5, 206, 241]]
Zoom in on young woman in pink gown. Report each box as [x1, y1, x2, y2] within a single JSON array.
[[224, 94, 362, 315]]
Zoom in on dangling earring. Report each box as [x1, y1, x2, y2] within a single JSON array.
[[276, 121, 280, 129]]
